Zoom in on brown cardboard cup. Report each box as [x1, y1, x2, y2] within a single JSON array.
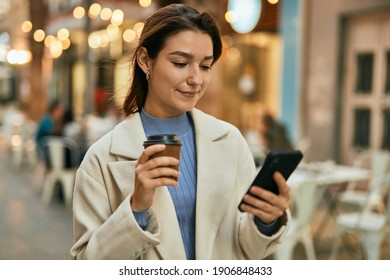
[[143, 134, 182, 180]]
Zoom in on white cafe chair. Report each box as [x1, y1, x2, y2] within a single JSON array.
[[329, 174, 390, 259], [273, 182, 318, 259], [336, 149, 390, 212], [40, 136, 80, 207]]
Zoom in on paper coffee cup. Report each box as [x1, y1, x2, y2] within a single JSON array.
[[143, 134, 182, 179]]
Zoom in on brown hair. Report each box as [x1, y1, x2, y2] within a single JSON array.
[[122, 3, 222, 116]]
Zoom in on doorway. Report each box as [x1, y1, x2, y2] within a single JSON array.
[[340, 11, 390, 164]]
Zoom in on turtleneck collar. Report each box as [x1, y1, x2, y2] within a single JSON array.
[[140, 108, 193, 137]]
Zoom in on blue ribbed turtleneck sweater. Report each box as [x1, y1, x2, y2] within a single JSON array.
[[140, 109, 197, 260]]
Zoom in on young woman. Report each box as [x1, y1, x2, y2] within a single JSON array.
[[70, 3, 291, 260]]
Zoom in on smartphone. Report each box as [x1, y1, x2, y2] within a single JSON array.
[[238, 150, 303, 211]]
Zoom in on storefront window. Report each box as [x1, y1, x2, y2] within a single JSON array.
[[353, 108, 371, 148], [355, 52, 373, 94]]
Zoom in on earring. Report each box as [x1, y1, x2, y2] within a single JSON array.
[[146, 72, 150, 82]]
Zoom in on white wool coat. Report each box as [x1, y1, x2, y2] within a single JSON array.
[[70, 108, 290, 260]]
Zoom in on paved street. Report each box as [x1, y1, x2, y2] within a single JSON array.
[[0, 137, 73, 260]]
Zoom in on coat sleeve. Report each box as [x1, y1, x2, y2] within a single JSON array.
[[70, 148, 161, 260]]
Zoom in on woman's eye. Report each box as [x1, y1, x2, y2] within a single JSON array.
[[173, 62, 187, 68], [200, 65, 212, 71]]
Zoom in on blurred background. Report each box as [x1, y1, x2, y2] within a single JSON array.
[[1, 0, 390, 260]]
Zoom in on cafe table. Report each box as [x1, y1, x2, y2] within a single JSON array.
[[288, 161, 370, 188], [289, 161, 370, 231], [273, 161, 370, 259]]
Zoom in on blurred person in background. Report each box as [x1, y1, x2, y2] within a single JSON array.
[[63, 108, 86, 165], [63, 108, 83, 144], [262, 112, 293, 152], [71, 3, 291, 260], [243, 104, 293, 167], [35, 101, 65, 158], [82, 100, 118, 148]]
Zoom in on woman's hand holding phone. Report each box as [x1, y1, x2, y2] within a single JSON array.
[[239, 172, 291, 224], [238, 150, 302, 224]]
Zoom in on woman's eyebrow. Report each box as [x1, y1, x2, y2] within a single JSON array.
[[168, 51, 213, 61]]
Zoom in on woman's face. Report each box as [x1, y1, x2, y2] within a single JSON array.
[[143, 30, 214, 118]]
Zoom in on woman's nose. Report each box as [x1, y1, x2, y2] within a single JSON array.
[[187, 66, 202, 86]]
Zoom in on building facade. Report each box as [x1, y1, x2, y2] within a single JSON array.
[[4, 0, 389, 165], [301, 0, 390, 164]]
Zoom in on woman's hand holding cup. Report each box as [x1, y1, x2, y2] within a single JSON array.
[[131, 135, 181, 211]]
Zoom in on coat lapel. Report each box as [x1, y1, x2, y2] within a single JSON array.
[[110, 113, 146, 159], [191, 109, 238, 259]]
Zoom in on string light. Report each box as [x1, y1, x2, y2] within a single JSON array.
[[88, 33, 101, 49], [106, 24, 119, 37], [139, 0, 152, 8], [133, 22, 144, 37], [33, 29, 45, 42], [24, 4, 137, 58], [89, 3, 102, 18], [44, 35, 55, 47], [57, 28, 70, 41], [111, 9, 124, 26], [61, 38, 71, 50], [123, 29, 136, 43], [7, 50, 31, 65], [100, 7, 112, 21], [73, 6, 85, 19], [225, 11, 237, 23], [21, 21, 33, 33], [50, 39, 63, 58]]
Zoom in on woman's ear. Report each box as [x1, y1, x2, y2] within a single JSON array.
[[137, 47, 150, 73]]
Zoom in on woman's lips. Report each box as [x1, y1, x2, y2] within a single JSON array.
[[177, 90, 198, 97]]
